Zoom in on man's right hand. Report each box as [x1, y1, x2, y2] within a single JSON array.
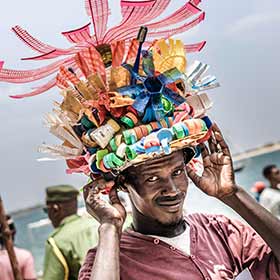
[[83, 178, 127, 234]]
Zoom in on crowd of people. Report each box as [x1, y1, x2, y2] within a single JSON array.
[[1, 127, 280, 279]]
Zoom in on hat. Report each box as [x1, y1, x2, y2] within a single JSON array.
[[46, 185, 79, 203], [1, 1, 219, 191], [37, 37, 217, 180]]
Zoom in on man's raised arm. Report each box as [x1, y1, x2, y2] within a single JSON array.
[[80, 180, 126, 280], [187, 123, 280, 262], [221, 186, 280, 261]]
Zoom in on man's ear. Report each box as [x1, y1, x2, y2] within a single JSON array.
[[53, 203, 60, 212]]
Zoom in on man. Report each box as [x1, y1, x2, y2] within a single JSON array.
[[0, 215, 37, 280], [260, 165, 280, 218], [43, 185, 99, 280], [79, 124, 280, 280]]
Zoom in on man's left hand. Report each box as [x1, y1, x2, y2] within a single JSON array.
[[187, 123, 237, 199]]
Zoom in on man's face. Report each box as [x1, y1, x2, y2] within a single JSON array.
[[45, 202, 61, 228], [125, 150, 188, 225], [270, 167, 280, 184]]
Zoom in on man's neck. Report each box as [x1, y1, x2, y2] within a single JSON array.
[[54, 212, 77, 228], [270, 182, 280, 190], [131, 206, 186, 238]]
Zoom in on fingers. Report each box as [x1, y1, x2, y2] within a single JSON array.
[[83, 181, 93, 201], [109, 187, 121, 206], [212, 123, 223, 136], [199, 143, 212, 168], [83, 179, 115, 198], [83, 179, 115, 215], [208, 130, 218, 154], [186, 164, 201, 186], [85, 187, 98, 206], [85, 187, 102, 220], [211, 123, 231, 157], [109, 187, 127, 219]]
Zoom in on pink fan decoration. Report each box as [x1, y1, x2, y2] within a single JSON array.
[[0, 0, 206, 99]]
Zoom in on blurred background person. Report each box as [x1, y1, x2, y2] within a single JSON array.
[[259, 165, 280, 218], [0, 215, 37, 280], [43, 185, 99, 280]]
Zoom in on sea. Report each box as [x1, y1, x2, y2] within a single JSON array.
[[11, 150, 280, 275]]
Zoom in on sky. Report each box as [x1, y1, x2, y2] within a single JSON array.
[[0, 0, 280, 212]]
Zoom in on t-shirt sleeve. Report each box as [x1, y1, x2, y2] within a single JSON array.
[[215, 215, 280, 279], [78, 248, 97, 280], [22, 251, 37, 279]]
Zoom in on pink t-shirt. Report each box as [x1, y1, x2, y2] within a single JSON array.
[[0, 247, 36, 280], [79, 214, 280, 280]]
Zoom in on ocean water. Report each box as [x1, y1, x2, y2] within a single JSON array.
[[11, 150, 280, 274]]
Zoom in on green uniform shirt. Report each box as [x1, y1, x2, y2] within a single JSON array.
[[43, 214, 99, 280]]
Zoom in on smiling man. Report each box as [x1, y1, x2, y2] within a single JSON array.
[[79, 125, 280, 280]]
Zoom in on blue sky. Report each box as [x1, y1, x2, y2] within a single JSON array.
[[0, 0, 280, 211]]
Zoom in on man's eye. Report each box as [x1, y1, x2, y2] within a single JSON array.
[[147, 176, 159, 182], [173, 169, 183, 176]]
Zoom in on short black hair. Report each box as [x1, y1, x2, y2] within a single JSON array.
[[0, 215, 16, 247], [263, 165, 276, 179]]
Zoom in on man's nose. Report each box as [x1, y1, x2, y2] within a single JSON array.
[[161, 177, 179, 195]]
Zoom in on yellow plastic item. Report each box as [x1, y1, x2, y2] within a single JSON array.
[[107, 119, 121, 133], [153, 38, 187, 73]]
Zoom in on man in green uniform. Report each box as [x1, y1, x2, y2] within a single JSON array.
[[43, 185, 99, 280]]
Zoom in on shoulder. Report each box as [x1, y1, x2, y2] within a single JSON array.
[[186, 212, 232, 226], [68, 215, 99, 239], [260, 188, 280, 205], [54, 215, 98, 237], [261, 188, 273, 195], [261, 188, 280, 197], [79, 230, 138, 279], [66, 215, 99, 228], [186, 213, 248, 236], [14, 247, 34, 261], [81, 230, 139, 260]]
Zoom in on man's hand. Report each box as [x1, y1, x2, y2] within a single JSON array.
[[83, 178, 127, 234], [187, 123, 237, 199], [83, 178, 125, 280]]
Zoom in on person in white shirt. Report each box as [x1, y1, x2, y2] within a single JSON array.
[[260, 164, 280, 218]]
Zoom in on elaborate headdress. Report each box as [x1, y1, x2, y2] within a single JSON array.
[[1, 0, 219, 188]]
